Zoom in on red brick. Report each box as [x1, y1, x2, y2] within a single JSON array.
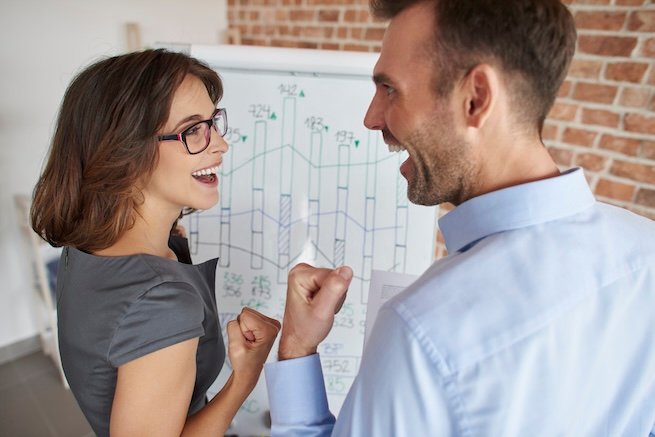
[[568, 59, 603, 79], [611, 160, 655, 184], [573, 82, 618, 104], [275, 10, 289, 20], [364, 27, 386, 41], [243, 37, 269, 46], [542, 123, 560, 141], [582, 108, 621, 128], [642, 38, 655, 58], [574, 11, 627, 31], [605, 62, 649, 83], [321, 42, 340, 50], [558, 80, 573, 98], [563, 127, 598, 147], [619, 87, 652, 108], [642, 141, 655, 160], [595, 178, 636, 202], [549, 102, 579, 121], [599, 134, 642, 156], [624, 113, 655, 135], [636, 188, 655, 208], [299, 26, 322, 37], [547, 146, 573, 165], [344, 9, 370, 23], [318, 9, 340, 22], [576, 152, 608, 172], [290, 10, 314, 21], [343, 44, 369, 52], [567, 0, 610, 4], [628, 10, 655, 32], [578, 35, 638, 57]]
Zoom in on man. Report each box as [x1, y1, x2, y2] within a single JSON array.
[[266, 0, 655, 435]]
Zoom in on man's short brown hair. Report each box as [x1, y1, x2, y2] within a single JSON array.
[[370, 0, 577, 132]]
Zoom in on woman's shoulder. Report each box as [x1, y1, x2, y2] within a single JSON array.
[[64, 245, 215, 288]]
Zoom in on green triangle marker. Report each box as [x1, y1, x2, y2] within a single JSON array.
[[355, 140, 360, 147], [299, 90, 305, 97], [324, 125, 329, 132], [241, 135, 248, 142], [270, 113, 277, 120]]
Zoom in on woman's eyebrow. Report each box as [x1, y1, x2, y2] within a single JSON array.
[[170, 114, 204, 132]]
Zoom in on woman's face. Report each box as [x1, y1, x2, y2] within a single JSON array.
[[143, 74, 229, 216]]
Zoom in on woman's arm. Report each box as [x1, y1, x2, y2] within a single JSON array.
[[110, 337, 202, 436], [110, 308, 280, 436]]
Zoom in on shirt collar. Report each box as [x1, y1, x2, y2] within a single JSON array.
[[438, 168, 596, 254]]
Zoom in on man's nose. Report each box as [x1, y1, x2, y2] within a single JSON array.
[[364, 93, 384, 131]]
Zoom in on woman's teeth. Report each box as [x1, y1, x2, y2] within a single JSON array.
[[388, 144, 406, 152], [192, 166, 219, 177]]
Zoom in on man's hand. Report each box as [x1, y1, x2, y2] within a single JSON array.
[[278, 263, 353, 360]]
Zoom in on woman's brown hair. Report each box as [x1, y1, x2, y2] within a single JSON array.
[[31, 49, 223, 252]]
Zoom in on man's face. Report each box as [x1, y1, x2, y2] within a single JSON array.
[[364, 2, 478, 206]]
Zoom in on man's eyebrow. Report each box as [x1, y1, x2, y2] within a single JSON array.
[[372, 72, 394, 86]]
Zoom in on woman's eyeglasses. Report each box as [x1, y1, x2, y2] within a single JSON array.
[[157, 108, 227, 155]]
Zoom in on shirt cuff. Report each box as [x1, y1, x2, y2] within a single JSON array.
[[265, 354, 334, 426]]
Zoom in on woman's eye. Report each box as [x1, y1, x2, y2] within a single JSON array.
[[186, 125, 202, 136], [383, 84, 395, 96]]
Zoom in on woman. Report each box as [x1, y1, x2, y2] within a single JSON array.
[[30, 49, 280, 436]]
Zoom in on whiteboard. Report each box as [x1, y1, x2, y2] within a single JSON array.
[[180, 44, 437, 436]]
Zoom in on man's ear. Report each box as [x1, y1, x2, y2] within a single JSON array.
[[460, 64, 499, 129]]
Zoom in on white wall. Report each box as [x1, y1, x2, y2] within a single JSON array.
[[0, 0, 228, 349]]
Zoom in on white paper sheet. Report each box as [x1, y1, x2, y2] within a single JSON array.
[[364, 269, 419, 347]]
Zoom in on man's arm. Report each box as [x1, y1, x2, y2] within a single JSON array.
[[332, 305, 455, 435], [265, 263, 352, 437]]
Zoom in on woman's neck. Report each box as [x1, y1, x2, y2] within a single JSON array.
[[94, 209, 179, 259]]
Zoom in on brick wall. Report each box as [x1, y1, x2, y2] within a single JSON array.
[[227, 0, 384, 51], [227, 0, 655, 259]]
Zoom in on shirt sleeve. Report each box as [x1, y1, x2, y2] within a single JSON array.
[[108, 281, 205, 367], [265, 354, 336, 437], [332, 304, 458, 436], [264, 304, 458, 436]]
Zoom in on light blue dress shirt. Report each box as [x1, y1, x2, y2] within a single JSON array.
[[265, 168, 655, 436]]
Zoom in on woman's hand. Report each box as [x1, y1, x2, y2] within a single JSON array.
[[226, 307, 281, 385]]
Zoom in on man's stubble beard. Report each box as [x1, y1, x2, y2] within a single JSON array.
[[404, 111, 478, 207]]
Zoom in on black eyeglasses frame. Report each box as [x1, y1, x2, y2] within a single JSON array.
[[157, 107, 227, 155]]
